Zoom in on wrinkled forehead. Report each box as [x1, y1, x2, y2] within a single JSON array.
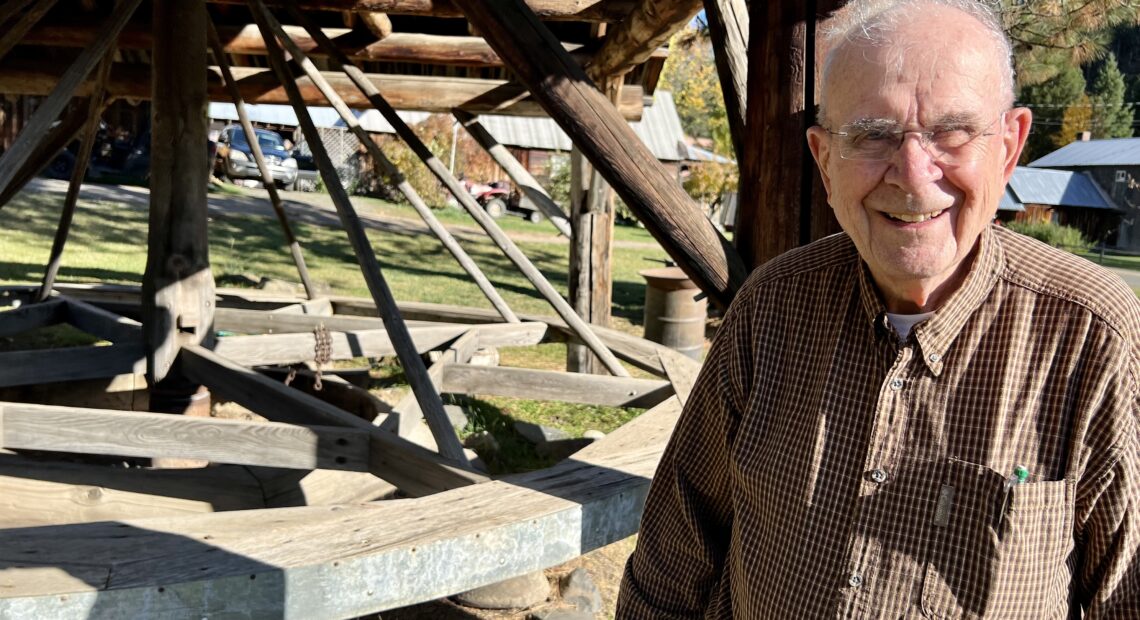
[[820, 12, 1006, 125]]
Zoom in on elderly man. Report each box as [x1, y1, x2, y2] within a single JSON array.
[[617, 1, 1138, 618]]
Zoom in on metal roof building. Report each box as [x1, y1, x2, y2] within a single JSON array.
[[1005, 166, 1119, 210], [1027, 138, 1140, 168]]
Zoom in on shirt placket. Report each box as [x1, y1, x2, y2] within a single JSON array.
[[840, 340, 917, 617]]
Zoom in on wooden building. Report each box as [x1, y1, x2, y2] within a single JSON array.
[[0, 0, 838, 615]]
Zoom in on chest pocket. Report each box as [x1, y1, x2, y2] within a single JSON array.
[[921, 458, 1075, 620]]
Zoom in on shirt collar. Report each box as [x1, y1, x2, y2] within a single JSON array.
[[856, 226, 1005, 376]]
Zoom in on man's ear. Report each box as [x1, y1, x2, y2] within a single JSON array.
[[1001, 107, 1032, 182], [806, 125, 833, 200]]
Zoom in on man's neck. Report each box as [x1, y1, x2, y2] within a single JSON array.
[[872, 247, 982, 314]]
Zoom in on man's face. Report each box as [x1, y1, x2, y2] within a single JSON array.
[[806, 7, 1030, 312]]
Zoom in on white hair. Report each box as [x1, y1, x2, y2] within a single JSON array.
[[817, 0, 1015, 121]]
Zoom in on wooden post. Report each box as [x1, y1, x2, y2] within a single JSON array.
[[703, 0, 748, 166], [206, 19, 318, 300], [736, 0, 842, 269], [144, 0, 215, 468], [35, 52, 115, 303], [252, 13, 519, 324], [285, 4, 630, 377], [451, 108, 572, 238], [567, 146, 614, 374], [448, 0, 748, 311], [249, 0, 471, 467]]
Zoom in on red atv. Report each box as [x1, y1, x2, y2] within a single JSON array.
[[462, 178, 511, 218]]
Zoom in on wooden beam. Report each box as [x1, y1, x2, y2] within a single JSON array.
[[0, 0, 60, 64], [0, 101, 88, 210], [703, 0, 748, 166], [449, 0, 748, 310], [584, 0, 702, 81], [22, 25, 597, 69], [287, 4, 631, 378], [36, 50, 115, 303], [259, 14, 520, 324], [442, 365, 672, 408], [0, 61, 646, 119], [180, 344, 486, 494], [0, 343, 146, 388], [0, 397, 682, 618], [452, 108, 573, 238], [0, 0, 142, 203], [210, 322, 547, 366], [391, 356, 446, 438], [251, 0, 469, 467], [0, 454, 266, 528], [358, 11, 392, 39], [0, 402, 369, 471], [208, 0, 635, 21], [62, 297, 142, 343], [0, 298, 67, 338]]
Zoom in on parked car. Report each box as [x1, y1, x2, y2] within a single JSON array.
[[214, 125, 297, 188]]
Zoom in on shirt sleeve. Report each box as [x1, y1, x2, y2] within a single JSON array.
[[1076, 350, 1139, 618], [616, 290, 752, 618]]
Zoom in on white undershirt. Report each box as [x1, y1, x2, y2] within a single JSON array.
[[885, 311, 934, 340]]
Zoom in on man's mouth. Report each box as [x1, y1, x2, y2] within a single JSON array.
[[884, 209, 946, 224]]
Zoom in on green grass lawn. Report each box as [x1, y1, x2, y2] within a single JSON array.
[[1078, 249, 1140, 272], [0, 182, 673, 472]]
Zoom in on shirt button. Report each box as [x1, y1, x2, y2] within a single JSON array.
[[848, 574, 863, 588], [928, 353, 942, 363], [889, 378, 904, 391], [869, 469, 888, 483]]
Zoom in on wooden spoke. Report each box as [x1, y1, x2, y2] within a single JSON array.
[[442, 364, 673, 408], [0, 343, 146, 389], [0, 298, 67, 338]]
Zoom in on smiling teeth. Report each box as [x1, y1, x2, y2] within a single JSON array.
[[888, 209, 944, 223]]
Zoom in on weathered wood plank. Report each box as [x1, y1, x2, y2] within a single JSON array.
[[656, 346, 701, 407], [392, 356, 446, 438], [180, 345, 486, 494], [0, 454, 266, 528], [62, 297, 142, 343], [442, 365, 672, 408], [0, 344, 146, 388], [0, 398, 681, 618], [0, 0, 142, 204], [211, 322, 547, 366], [250, 467, 397, 507], [0, 298, 66, 338], [0, 402, 369, 471], [0, 60, 646, 118], [444, 329, 480, 364], [215, 306, 395, 334]]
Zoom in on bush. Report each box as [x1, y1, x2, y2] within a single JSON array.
[[1006, 220, 1091, 252]]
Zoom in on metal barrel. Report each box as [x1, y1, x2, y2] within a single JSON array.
[[639, 266, 707, 360]]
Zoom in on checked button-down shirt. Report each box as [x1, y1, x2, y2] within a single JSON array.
[[618, 226, 1139, 619]]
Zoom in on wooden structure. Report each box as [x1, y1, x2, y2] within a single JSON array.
[[0, 0, 837, 615]]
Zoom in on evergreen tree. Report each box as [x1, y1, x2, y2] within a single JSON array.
[[1088, 53, 1134, 138], [1018, 63, 1087, 162]]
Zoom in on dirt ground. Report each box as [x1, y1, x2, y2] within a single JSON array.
[[372, 537, 636, 620]]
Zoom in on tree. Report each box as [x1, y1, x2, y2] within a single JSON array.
[[1088, 53, 1134, 138], [661, 28, 732, 155], [1002, 0, 1140, 87], [1018, 63, 1086, 162], [1056, 93, 1093, 147]]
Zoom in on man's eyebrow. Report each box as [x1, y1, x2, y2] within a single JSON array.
[[845, 117, 899, 131], [928, 112, 984, 127]]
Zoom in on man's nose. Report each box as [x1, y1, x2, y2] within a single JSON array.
[[886, 132, 942, 188]]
